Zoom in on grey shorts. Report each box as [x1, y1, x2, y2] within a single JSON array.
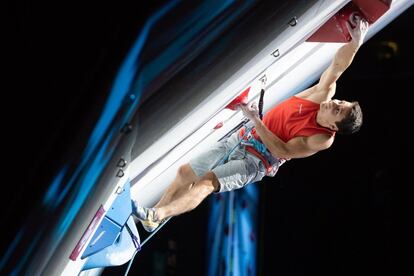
[[189, 132, 268, 193]]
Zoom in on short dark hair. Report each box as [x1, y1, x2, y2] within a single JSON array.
[[336, 101, 363, 135]]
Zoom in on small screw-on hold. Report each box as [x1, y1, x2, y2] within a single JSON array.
[[115, 186, 124, 194], [116, 169, 124, 178], [271, 49, 280, 57], [259, 74, 267, 86], [214, 122, 223, 130], [121, 123, 133, 133], [117, 158, 127, 168], [288, 16, 298, 27]]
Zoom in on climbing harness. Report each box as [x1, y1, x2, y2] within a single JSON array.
[[238, 88, 284, 175]]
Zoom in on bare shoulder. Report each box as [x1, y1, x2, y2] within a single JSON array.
[[286, 134, 335, 158], [295, 83, 336, 103], [306, 134, 335, 151], [295, 85, 316, 99]]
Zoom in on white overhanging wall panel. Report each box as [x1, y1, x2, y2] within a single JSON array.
[[130, 0, 414, 206]]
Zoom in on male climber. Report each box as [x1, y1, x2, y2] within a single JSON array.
[[132, 17, 369, 232]]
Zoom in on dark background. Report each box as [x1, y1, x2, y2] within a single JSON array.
[[4, 2, 414, 275]]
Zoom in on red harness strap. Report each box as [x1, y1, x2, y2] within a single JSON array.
[[244, 146, 274, 174], [239, 128, 278, 174]]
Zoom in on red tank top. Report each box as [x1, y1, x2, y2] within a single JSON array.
[[240, 96, 335, 142]]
